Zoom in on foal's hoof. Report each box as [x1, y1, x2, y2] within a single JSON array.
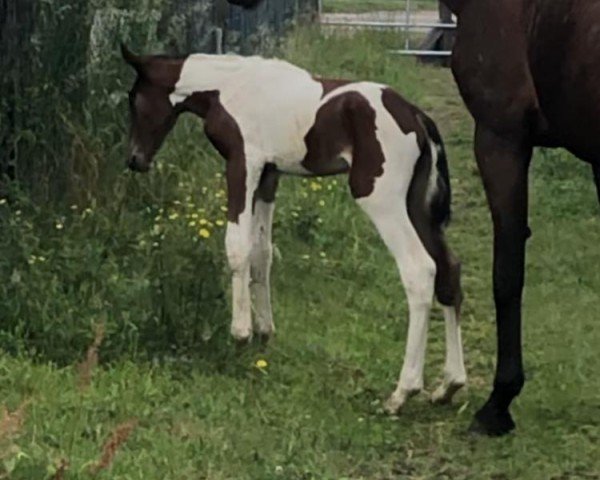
[[234, 336, 253, 348], [468, 404, 516, 437], [384, 388, 420, 415], [256, 331, 274, 346], [431, 380, 466, 405], [231, 328, 253, 347]]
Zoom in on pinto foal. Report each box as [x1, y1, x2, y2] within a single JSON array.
[[122, 46, 465, 411]]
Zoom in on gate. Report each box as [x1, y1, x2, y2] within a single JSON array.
[[320, 0, 456, 58]]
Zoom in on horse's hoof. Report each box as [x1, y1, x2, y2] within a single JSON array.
[[468, 403, 516, 437], [231, 324, 253, 345], [234, 336, 252, 349], [384, 388, 420, 415], [256, 331, 273, 346], [431, 380, 466, 405]]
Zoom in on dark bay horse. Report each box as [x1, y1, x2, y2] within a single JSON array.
[[227, 0, 600, 436]]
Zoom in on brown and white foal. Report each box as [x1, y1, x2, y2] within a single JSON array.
[[122, 46, 465, 412]]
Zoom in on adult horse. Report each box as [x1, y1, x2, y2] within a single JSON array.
[[227, 0, 600, 436]]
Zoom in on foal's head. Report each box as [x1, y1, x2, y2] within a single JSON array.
[[121, 45, 183, 172]]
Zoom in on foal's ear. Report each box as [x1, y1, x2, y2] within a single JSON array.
[[121, 43, 146, 74]]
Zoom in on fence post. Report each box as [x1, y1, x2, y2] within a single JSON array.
[[439, 1, 454, 53], [418, 0, 455, 65]]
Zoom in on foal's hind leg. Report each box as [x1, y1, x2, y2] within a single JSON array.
[[431, 250, 466, 404], [357, 195, 436, 414]]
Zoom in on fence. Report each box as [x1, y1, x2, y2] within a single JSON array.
[[0, 0, 316, 201], [320, 0, 456, 60]]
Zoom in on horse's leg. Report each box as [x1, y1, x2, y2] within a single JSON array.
[[250, 166, 279, 342], [431, 247, 467, 404], [356, 192, 436, 413], [470, 125, 533, 436], [593, 163, 600, 206], [226, 156, 264, 343]]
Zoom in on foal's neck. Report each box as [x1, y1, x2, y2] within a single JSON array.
[[169, 54, 250, 110]]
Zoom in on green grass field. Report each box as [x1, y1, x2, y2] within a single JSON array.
[[1, 28, 600, 479], [322, 0, 439, 13]]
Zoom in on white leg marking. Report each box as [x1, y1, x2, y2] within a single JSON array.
[[432, 306, 467, 404], [357, 198, 436, 414], [227, 165, 263, 342], [250, 198, 275, 339]]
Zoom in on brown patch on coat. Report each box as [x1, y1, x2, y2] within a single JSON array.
[[303, 91, 385, 198], [185, 91, 248, 224]]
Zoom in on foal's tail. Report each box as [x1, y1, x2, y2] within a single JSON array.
[[415, 113, 461, 310], [418, 112, 452, 229]]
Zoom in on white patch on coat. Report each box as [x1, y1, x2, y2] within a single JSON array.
[[171, 54, 324, 174], [425, 139, 440, 204]]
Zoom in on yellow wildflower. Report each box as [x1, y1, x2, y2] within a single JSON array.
[[168, 212, 179, 220], [216, 220, 225, 227], [310, 181, 322, 192], [318, 200, 326, 207], [0, 199, 6, 205], [199, 228, 211, 239], [255, 359, 268, 369], [199, 219, 208, 225], [55, 221, 64, 230]]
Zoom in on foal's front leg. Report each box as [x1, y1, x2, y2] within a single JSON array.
[[226, 156, 264, 342], [250, 168, 279, 341]]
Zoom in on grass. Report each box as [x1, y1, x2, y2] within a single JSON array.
[[1, 28, 600, 479], [322, 0, 439, 14]]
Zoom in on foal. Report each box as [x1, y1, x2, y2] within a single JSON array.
[[122, 46, 465, 411]]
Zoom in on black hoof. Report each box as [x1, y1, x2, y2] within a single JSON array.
[[256, 332, 273, 346], [468, 403, 516, 437], [234, 336, 253, 349]]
